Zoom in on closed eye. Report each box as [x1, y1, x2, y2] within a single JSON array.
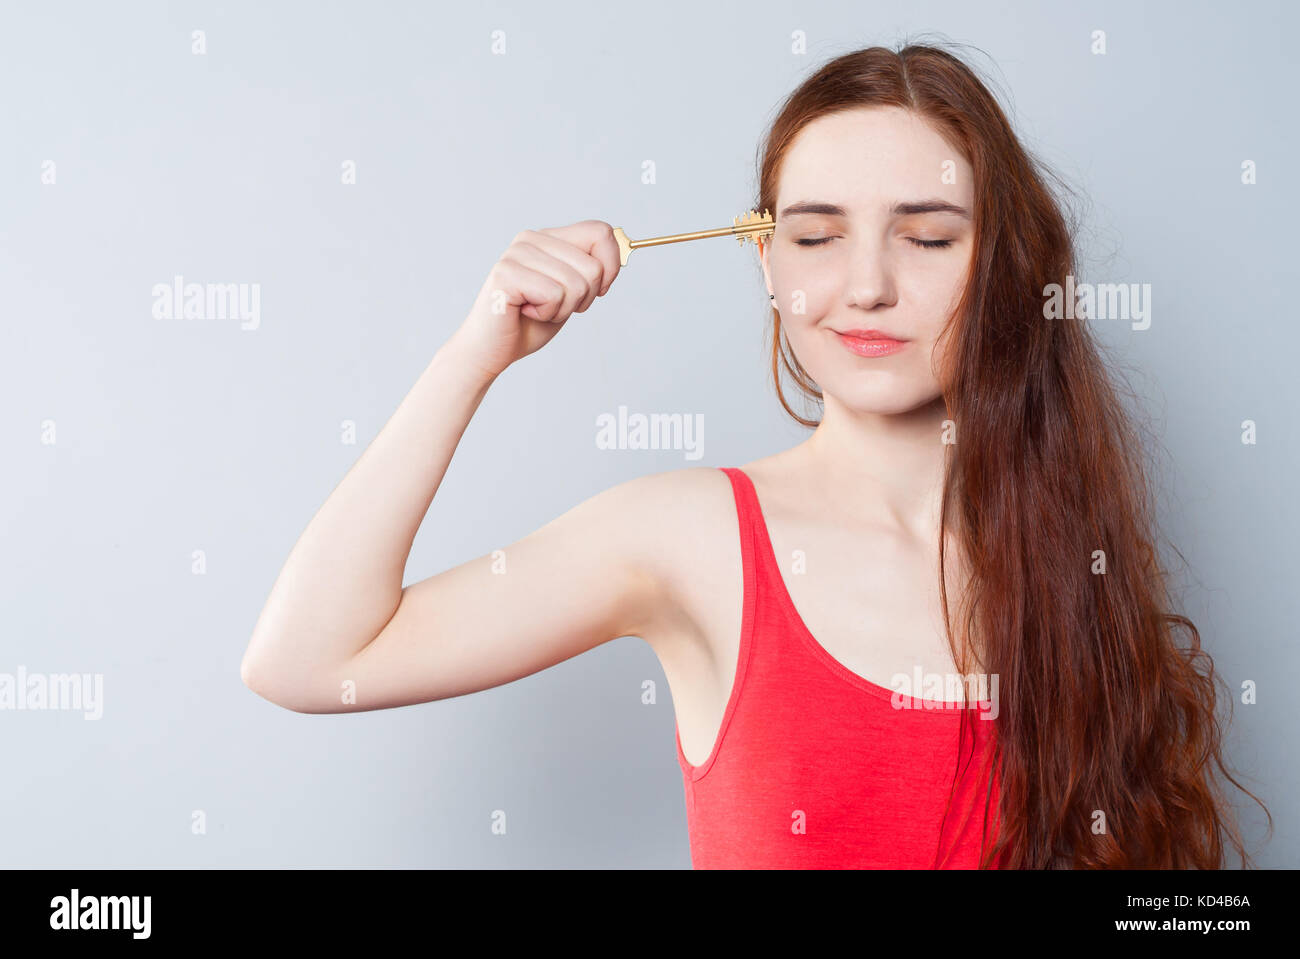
[[794, 237, 954, 249]]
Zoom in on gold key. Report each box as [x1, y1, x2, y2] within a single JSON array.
[[611, 208, 774, 266]]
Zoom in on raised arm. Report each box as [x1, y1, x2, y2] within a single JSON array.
[[240, 220, 685, 713]]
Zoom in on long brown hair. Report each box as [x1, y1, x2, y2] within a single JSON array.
[[755, 41, 1270, 868]]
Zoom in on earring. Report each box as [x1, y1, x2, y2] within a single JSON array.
[[769, 294, 775, 299]]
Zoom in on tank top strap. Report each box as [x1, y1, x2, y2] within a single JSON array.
[[718, 466, 772, 643], [718, 466, 779, 584], [675, 467, 762, 783], [718, 464, 812, 646], [717, 467, 761, 588]]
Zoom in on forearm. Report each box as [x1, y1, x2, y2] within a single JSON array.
[[242, 329, 498, 689]]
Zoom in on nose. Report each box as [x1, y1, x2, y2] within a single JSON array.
[[846, 236, 898, 311]]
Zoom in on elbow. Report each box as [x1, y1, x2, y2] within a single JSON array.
[[239, 649, 262, 692], [240, 650, 308, 713], [240, 646, 339, 714], [240, 651, 283, 706]]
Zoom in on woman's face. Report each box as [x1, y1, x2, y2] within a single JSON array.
[[760, 106, 975, 415]]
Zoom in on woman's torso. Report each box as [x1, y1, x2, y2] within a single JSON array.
[[645, 452, 1002, 867]]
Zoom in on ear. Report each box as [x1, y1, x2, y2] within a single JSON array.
[[759, 237, 774, 298]]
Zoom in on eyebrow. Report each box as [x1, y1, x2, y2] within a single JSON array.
[[778, 199, 972, 220]]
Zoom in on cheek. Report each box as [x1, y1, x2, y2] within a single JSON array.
[[938, 248, 974, 314], [908, 254, 967, 304], [901, 260, 968, 341], [773, 271, 838, 322], [771, 249, 841, 301]]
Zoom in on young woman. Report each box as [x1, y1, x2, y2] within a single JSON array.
[[242, 44, 1269, 869]]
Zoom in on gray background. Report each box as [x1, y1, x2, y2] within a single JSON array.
[[1, 0, 1294, 867]]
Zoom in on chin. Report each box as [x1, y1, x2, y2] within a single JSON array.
[[819, 377, 942, 416]]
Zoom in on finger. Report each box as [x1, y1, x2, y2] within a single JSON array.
[[537, 220, 621, 297], [494, 258, 566, 323], [514, 230, 604, 314], [502, 243, 588, 322]]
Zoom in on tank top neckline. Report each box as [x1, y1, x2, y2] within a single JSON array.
[[724, 465, 982, 711]]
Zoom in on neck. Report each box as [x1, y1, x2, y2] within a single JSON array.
[[799, 393, 952, 539]]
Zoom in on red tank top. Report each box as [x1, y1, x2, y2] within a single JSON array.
[[676, 467, 1005, 869]]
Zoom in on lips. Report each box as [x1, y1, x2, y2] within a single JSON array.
[[832, 328, 908, 357], [835, 328, 908, 341]]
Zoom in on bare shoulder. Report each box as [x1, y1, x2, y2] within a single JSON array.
[[625, 455, 801, 716], [611, 457, 808, 757], [609, 465, 740, 628], [605, 464, 734, 523], [615, 453, 797, 653]]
